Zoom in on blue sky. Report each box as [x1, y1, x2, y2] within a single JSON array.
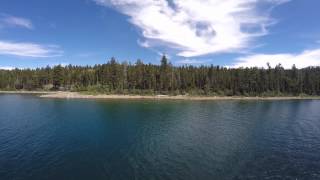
[[0, 0, 320, 69]]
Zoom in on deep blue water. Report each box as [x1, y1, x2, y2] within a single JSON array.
[[0, 94, 320, 180]]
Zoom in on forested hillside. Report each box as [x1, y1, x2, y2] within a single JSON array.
[[1, 56, 320, 96]]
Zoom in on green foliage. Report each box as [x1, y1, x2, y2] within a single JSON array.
[[1, 57, 320, 96]]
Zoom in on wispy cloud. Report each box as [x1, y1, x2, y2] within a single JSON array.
[[232, 49, 320, 69], [0, 14, 33, 29], [0, 40, 63, 58], [95, 0, 289, 57]]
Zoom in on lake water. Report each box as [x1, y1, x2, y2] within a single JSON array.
[[0, 94, 320, 180]]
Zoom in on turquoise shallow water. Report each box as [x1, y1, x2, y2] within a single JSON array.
[[0, 94, 320, 180]]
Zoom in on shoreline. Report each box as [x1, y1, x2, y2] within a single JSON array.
[[1, 91, 320, 100], [0, 91, 56, 94]]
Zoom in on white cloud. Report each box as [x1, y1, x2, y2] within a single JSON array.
[[0, 66, 14, 70], [0, 14, 33, 29], [232, 49, 320, 69], [176, 59, 209, 65], [95, 0, 289, 57], [0, 40, 63, 58], [51, 62, 69, 67]]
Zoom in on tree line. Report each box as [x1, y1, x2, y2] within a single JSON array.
[[1, 56, 320, 96]]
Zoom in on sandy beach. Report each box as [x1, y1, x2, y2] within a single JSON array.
[[1, 91, 320, 100], [37, 91, 320, 100]]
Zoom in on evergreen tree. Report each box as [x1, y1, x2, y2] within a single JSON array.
[[53, 65, 63, 90]]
